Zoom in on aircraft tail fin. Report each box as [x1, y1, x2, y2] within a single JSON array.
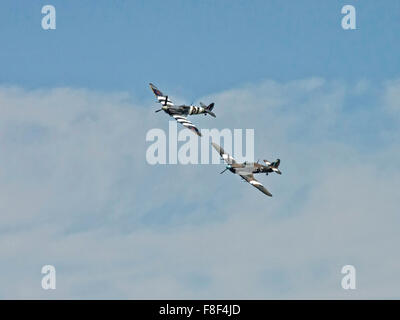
[[206, 102, 214, 111], [200, 102, 216, 117], [271, 159, 280, 168], [264, 159, 281, 174]]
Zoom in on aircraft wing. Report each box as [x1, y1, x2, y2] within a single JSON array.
[[239, 173, 272, 197], [172, 114, 201, 137], [211, 142, 236, 164], [149, 83, 174, 107]]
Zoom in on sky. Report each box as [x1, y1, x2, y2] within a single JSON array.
[[0, 1, 400, 299]]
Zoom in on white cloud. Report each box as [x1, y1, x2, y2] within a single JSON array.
[[383, 79, 400, 114], [0, 79, 399, 299]]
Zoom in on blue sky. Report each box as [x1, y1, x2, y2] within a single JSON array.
[[1, 1, 400, 299], [1, 1, 400, 97]]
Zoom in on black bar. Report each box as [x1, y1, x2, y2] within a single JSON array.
[[1, 300, 398, 318]]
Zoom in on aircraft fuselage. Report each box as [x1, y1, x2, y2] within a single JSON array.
[[225, 162, 281, 175], [164, 105, 206, 116]]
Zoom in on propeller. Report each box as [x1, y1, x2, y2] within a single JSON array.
[[162, 95, 168, 106], [156, 95, 169, 113], [220, 164, 232, 174]]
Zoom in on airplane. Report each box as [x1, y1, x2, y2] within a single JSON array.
[[211, 142, 282, 197], [149, 83, 215, 137]]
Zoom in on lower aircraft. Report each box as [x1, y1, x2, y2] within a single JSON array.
[[212, 142, 282, 197]]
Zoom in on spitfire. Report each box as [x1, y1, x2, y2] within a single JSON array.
[[149, 83, 215, 137], [149, 82, 282, 197], [212, 142, 281, 197]]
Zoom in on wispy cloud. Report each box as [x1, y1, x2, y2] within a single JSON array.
[[0, 79, 399, 299]]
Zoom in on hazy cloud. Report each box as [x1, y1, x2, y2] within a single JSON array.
[[0, 79, 399, 299], [384, 79, 400, 114]]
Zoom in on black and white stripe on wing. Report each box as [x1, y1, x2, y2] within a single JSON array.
[[240, 173, 273, 197], [150, 83, 174, 107], [172, 115, 201, 137], [211, 142, 236, 164], [157, 95, 174, 107]]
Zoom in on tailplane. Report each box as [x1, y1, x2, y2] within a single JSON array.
[[271, 159, 280, 168], [200, 102, 216, 117], [264, 159, 282, 174]]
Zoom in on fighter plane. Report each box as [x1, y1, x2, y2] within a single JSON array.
[[212, 142, 282, 197], [149, 83, 215, 137]]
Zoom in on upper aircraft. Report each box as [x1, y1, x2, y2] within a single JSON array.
[[149, 83, 215, 136], [212, 142, 282, 197]]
